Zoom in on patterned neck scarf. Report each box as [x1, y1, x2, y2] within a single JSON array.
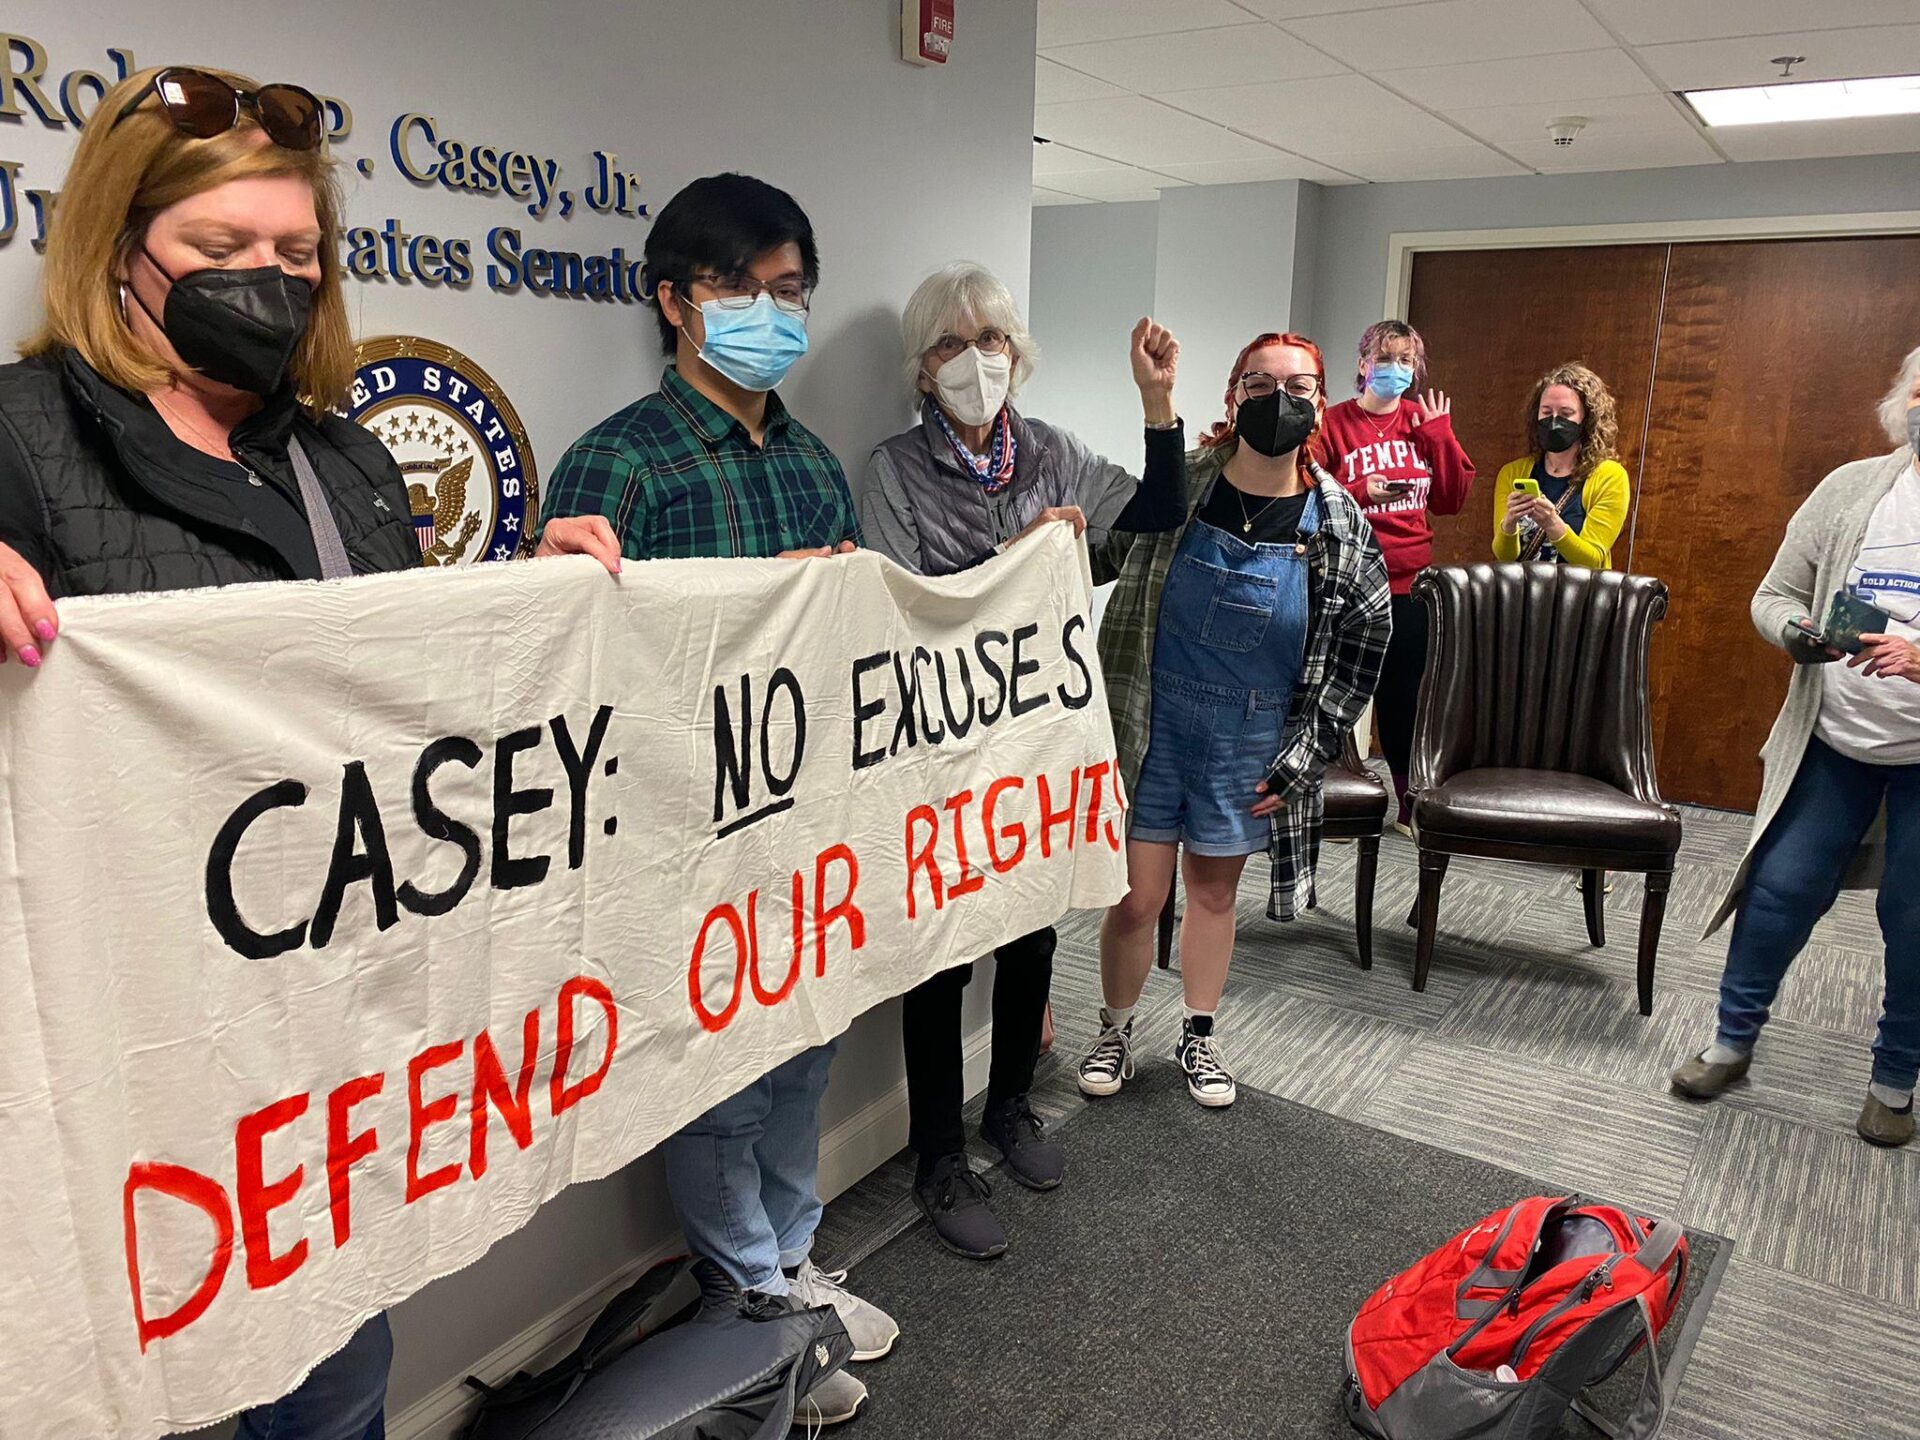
[[930, 400, 1017, 494]]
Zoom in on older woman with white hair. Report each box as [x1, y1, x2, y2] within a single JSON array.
[[862, 261, 1186, 1260], [1673, 344, 1920, 1149]]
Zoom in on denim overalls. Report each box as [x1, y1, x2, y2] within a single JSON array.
[[1128, 490, 1320, 857]]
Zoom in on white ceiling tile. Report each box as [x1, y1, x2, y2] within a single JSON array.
[[1032, 186, 1093, 207], [1043, 23, 1349, 93], [1280, 0, 1612, 70], [1035, 95, 1284, 165], [1037, 0, 1258, 49], [1033, 142, 1132, 178], [1503, 127, 1723, 172], [1707, 112, 1920, 162], [1445, 92, 1698, 146], [1035, 56, 1128, 105], [1156, 154, 1361, 185], [1042, 167, 1187, 202], [1308, 143, 1529, 182], [1638, 27, 1920, 92], [1380, 49, 1656, 110], [1236, 0, 1422, 16], [1168, 72, 1464, 152], [1581, 0, 1920, 46]]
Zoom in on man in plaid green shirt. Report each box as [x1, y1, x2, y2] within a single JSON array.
[[540, 174, 885, 1430]]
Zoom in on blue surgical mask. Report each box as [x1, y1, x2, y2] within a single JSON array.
[[1366, 360, 1414, 399], [692, 293, 809, 391]]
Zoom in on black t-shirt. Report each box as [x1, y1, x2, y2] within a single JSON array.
[[1196, 476, 1312, 545]]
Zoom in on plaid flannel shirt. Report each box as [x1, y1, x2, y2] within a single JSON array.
[[1094, 442, 1393, 920], [540, 366, 858, 560]]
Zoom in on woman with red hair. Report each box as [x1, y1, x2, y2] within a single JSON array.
[[1077, 332, 1392, 1108]]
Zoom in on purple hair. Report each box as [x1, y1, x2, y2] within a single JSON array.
[[1354, 320, 1427, 394]]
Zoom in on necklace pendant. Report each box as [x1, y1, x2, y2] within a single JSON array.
[[1242, 520, 1253, 534]]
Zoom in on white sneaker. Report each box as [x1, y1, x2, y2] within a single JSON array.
[[1077, 1011, 1135, 1097], [789, 1258, 898, 1361], [1177, 1020, 1237, 1107], [795, 1365, 867, 1428]]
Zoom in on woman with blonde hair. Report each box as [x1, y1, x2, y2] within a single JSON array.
[[1491, 362, 1632, 568], [0, 65, 615, 1436]]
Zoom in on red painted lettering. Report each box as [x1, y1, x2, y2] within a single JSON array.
[[406, 1041, 465, 1202], [1082, 760, 1112, 847], [751, 877, 803, 1005], [815, 843, 865, 974], [124, 1162, 234, 1351], [552, 976, 618, 1113], [689, 903, 748, 1032], [1036, 767, 1081, 858], [905, 804, 945, 919], [325, 1072, 383, 1248], [943, 788, 986, 900], [235, 1093, 310, 1290], [470, 1008, 539, 1180], [984, 776, 1028, 872]]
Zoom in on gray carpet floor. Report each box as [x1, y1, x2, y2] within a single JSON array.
[[836, 1064, 1726, 1440], [817, 797, 1920, 1440]]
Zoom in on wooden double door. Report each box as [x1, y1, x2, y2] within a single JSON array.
[[1406, 234, 1920, 813]]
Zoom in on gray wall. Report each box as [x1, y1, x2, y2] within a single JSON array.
[[2, 1, 1037, 1429], [1310, 150, 1920, 371], [1024, 201, 1158, 466]]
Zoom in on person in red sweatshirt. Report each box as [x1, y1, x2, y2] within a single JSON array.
[[1317, 319, 1475, 827]]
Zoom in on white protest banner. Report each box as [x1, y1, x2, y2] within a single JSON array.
[[0, 525, 1127, 1439]]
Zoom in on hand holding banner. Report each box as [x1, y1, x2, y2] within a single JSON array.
[[0, 525, 1126, 1438]]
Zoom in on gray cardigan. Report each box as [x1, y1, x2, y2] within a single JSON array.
[[1706, 445, 1916, 934]]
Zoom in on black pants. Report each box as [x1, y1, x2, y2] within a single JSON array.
[[902, 926, 1055, 1159], [1374, 592, 1429, 796]]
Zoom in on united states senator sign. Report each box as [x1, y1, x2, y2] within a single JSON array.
[[0, 525, 1128, 1438]]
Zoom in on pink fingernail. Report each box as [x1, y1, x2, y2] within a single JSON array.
[[20, 646, 40, 668], [33, 620, 54, 643]]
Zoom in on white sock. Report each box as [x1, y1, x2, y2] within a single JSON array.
[[1702, 1041, 1749, 1066], [1869, 1081, 1914, 1110], [1101, 1004, 1134, 1031]]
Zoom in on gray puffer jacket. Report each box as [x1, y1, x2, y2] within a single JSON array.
[[861, 403, 1147, 578]]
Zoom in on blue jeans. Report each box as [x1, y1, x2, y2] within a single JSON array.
[[662, 1040, 837, 1295], [1718, 737, 1920, 1090], [233, 1313, 390, 1440]]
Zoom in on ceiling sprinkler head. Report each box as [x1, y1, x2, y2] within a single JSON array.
[[1772, 55, 1806, 77], [1548, 116, 1588, 147]]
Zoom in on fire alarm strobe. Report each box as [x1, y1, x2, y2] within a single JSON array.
[[904, 0, 954, 65]]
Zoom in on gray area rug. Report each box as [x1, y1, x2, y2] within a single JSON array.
[[831, 1064, 1729, 1440]]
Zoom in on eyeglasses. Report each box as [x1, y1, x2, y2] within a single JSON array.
[[112, 68, 324, 152], [687, 270, 812, 315], [1237, 371, 1323, 401], [930, 329, 1010, 362]]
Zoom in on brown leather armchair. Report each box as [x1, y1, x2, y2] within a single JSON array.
[[1157, 730, 1390, 969], [1406, 564, 1682, 1014]]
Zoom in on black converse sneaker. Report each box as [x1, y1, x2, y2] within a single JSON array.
[[1176, 1016, 1237, 1107], [1077, 1010, 1135, 1097]]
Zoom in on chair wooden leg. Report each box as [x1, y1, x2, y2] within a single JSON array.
[[1636, 869, 1671, 1017], [1582, 868, 1607, 948], [1156, 879, 1175, 970], [1354, 834, 1379, 971], [1412, 851, 1450, 993]]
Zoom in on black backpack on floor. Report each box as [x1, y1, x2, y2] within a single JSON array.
[[462, 1257, 852, 1440]]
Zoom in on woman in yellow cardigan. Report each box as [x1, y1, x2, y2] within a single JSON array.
[[1492, 362, 1631, 567]]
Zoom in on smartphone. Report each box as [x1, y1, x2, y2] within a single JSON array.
[[1824, 589, 1889, 655], [1510, 478, 1542, 499], [1381, 479, 1418, 495]]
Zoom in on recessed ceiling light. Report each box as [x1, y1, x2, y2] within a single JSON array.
[[1682, 73, 1920, 127]]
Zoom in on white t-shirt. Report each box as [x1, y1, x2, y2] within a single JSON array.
[[1816, 460, 1920, 764]]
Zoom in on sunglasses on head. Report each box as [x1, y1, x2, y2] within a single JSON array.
[[112, 67, 323, 151]]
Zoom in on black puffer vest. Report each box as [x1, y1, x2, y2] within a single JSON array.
[[0, 350, 418, 598]]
